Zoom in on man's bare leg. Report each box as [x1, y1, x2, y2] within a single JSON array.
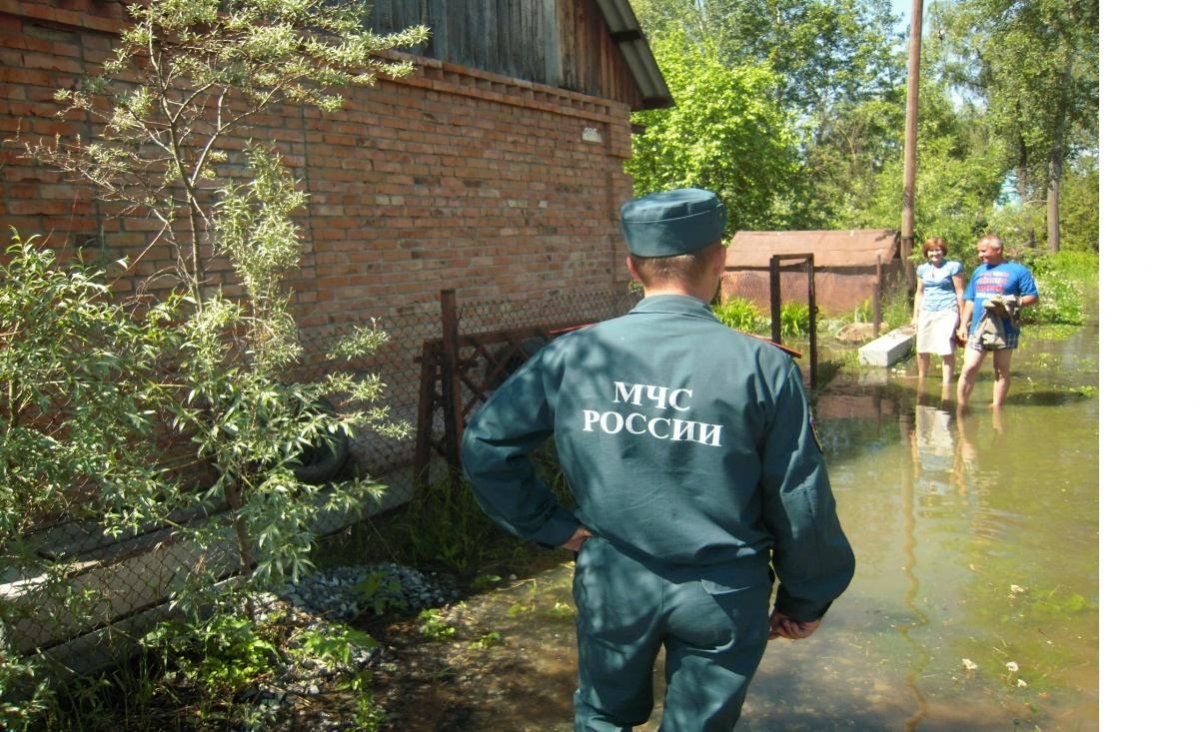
[[957, 347, 986, 406], [991, 348, 1014, 408]]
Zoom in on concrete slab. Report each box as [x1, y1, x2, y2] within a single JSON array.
[[858, 328, 915, 367]]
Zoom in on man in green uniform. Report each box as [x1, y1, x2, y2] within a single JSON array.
[[461, 188, 855, 732]]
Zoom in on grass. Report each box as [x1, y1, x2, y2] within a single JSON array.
[[712, 297, 768, 333]]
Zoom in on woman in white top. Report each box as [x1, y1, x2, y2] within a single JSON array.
[[912, 237, 965, 387]]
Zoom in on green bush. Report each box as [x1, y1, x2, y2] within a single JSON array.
[[883, 290, 915, 331], [1, 231, 178, 730], [1032, 250, 1098, 284], [120, 609, 376, 728], [1020, 251, 1097, 326], [142, 612, 280, 699], [4, 3, 431, 723], [16, 0, 427, 614], [779, 302, 811, 338], [713, 298, 768, 333], [0, 232, 175, 543]]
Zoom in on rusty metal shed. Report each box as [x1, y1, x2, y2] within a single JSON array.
[[721, 229, 905, 315]]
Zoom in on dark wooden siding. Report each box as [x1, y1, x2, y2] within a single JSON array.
[[364, 0, 644, 107]]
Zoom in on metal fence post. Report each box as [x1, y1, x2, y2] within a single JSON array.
[[874, 254, 883, 338], [808, 257, 817, 391], [769, 255, 782, 346]]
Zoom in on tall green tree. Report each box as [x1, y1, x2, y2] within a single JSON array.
[[938, 0, 1099, 251], [634, 0, 903, 115], [846, 74, 1007, 260], [1058, 154, 1099, 252], [802, 89, 905, 229], [627, 31, 802, 233], [706, 0, 904, 115], [629, 0, 905, 231]]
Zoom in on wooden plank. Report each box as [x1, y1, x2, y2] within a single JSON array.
[[5, 523, 238, 653], [462, 1, 482, 70], [428, 0, 449, 60], [8, 472, 416, 657], [483, 0, 498, 73], [543, 0, 561, 88], [379, 0, 394, 32], [35, 468, 416, 678], [530, 0, 546, 82], [357, 0, 641, 105], [27, 497, 225, 562], [37, 577, 241, 680]]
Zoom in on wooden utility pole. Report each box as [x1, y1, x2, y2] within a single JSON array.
[[901, 0, 924, 286]]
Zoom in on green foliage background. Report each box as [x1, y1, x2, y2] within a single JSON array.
[[627, 0, 1099, 260], [626, 31, 802, 233]]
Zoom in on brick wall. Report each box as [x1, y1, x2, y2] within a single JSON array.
[[0, 0, 636, 327]]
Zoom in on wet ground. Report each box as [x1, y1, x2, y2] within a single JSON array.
[[350, 315, 1099, 731]]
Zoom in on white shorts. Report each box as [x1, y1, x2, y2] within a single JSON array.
[[916, 308, 959, 356]]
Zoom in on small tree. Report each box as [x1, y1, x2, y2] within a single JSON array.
[[0, 233, 177, 720], [1, 234, 170, 541], [19, 0, 429, 607]]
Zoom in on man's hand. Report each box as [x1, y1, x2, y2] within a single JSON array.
[[560, 526, 593, 552], [768, 610, 820, 640]]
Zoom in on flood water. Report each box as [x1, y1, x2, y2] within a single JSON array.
[[444, 310, 1099, 731]]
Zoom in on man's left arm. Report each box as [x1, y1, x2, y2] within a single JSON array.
[[1016, 266, 1040, 308], [759, 364, 856, 623], [461, 352, 580, 549]]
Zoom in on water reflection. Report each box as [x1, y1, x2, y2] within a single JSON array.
[[911, 384, 961, 493], [432, 323, 1098, 730], [898, 398, 931, 730], [746, 333, 1097, 729]]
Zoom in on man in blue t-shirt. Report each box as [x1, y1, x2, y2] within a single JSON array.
[[956, 234, 1039, 408]]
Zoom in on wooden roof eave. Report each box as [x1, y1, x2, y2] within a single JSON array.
[[592, 0, 674, 111]]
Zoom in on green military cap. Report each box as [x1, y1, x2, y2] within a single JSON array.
[[620, 188, 726, 257]]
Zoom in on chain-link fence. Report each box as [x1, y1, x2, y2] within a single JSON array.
[[294, 300, 444, 482], [2, 285, 640, 677], [455, 287, 643, 421]]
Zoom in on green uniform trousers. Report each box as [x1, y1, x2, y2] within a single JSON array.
[[572, 536, 773, 732]]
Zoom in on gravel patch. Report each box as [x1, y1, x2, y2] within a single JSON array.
[[229, 564, 462, 728], [280, 562, 460, 620]]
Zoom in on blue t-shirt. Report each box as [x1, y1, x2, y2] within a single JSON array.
[[916, 260, 963, 311], [964, 261, 1039, 335]]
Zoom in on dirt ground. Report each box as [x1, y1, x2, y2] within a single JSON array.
[[288, 556, 584, 732]]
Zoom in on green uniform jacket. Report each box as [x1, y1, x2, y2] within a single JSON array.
[[461, 294, 855, 621]]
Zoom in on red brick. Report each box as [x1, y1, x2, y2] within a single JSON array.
[[3, 9, 632, 324], [14, 4, 81, 28]]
